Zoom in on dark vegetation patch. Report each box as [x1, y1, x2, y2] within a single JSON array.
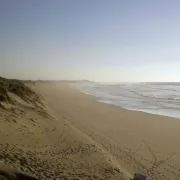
[[0, 76, 42, 106]]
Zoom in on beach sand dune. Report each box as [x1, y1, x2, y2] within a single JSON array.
[[0, 80, 180, 180], [0, 79, 128, 179]]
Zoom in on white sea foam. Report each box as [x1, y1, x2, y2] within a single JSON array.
[[75, 82, 180, 119]]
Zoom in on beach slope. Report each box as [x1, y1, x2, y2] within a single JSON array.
[[1, 80, 180, 180]]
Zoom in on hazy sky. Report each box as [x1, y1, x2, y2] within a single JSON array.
[[1, 0, 180, 82]]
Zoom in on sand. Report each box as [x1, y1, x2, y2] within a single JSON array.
[[0, 82, 180, 180]]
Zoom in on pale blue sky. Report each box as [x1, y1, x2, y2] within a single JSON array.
[[1, 0, 180, 82]]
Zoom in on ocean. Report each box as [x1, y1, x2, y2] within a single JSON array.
[[76, 82, 180, 119]]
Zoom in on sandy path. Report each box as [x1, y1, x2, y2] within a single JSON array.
[[35, 83, 180, 180]]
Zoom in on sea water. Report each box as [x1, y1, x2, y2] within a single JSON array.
[[76, 82, 180, 119]]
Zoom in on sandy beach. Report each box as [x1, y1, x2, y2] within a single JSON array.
[[2, 1, 180, 179], [1, 81, 180, 180]]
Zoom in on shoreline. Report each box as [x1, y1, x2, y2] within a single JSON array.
[[77, 86, 180, 121], [77, 86, 180, 120], [98, 99, 180, 120]]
